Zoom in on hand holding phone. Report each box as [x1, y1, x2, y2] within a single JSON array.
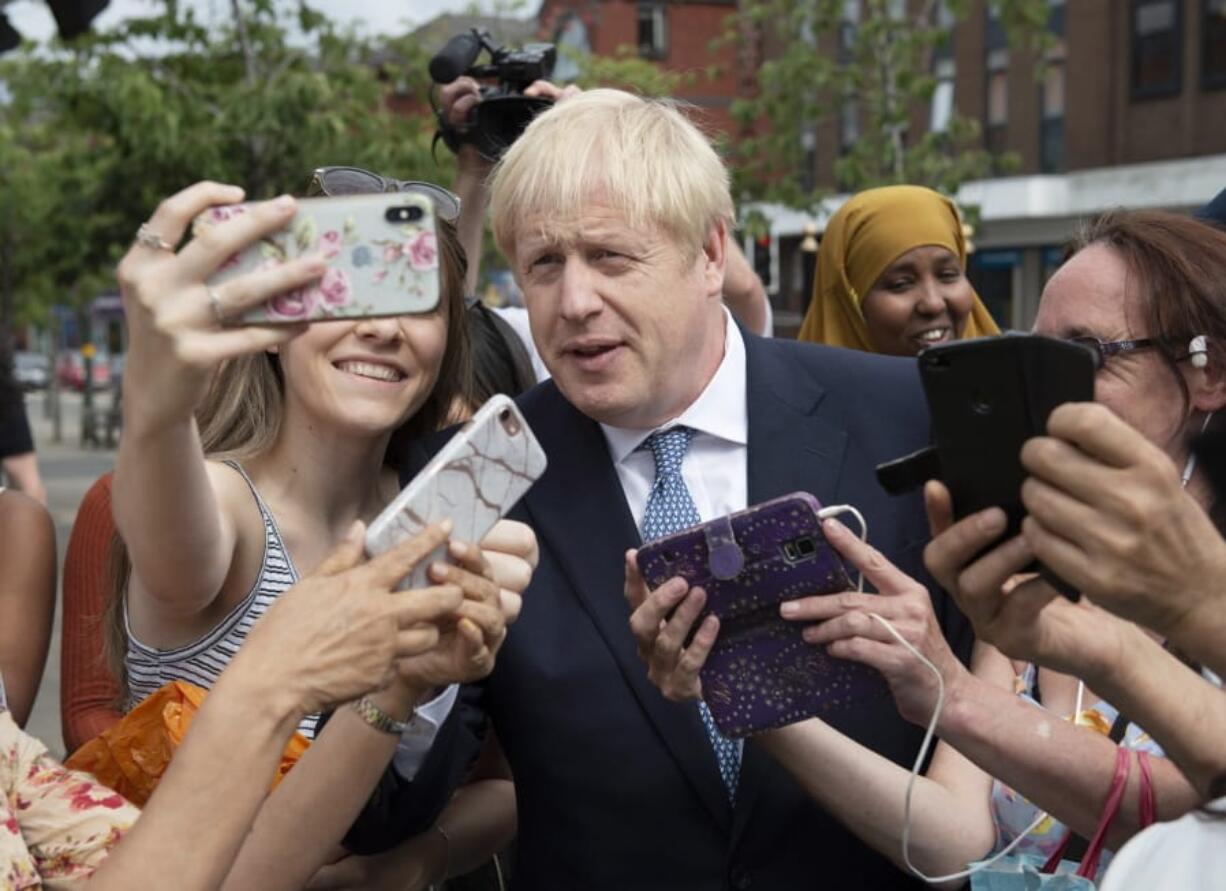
[[635, 493, 886, 738], [365, 395, 547, 590], [193, 193, 442, 324]]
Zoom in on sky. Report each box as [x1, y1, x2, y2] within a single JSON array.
[[5, 0, 510, 43]]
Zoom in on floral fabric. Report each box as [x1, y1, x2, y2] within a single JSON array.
[[989, 665, 1165, 882], [1, 710, 139, 889]]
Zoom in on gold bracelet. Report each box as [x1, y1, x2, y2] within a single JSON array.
[[349, 695, 410, 735]]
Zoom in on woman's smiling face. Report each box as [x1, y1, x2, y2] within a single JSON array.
[[860, 245, 977, 357]]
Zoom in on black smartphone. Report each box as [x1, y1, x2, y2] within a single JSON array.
[[918, 334, 1096, 539], [876, 334, 1096, 600]]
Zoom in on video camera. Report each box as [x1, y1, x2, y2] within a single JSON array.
[[430, 29, 558, 162]]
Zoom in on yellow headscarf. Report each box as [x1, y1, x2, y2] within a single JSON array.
[[796, 185, 1000, 351]]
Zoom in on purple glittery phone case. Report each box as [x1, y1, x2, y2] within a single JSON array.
[[636, 492, 886, 738]]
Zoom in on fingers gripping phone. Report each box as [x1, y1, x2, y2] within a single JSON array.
[[636, 493, 885, 738], [365, 395, 547, 590], [876, 334, 1096, 599], [193, 193, 442, 324]]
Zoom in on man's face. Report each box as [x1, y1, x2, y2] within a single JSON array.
[[512, 201, 727, 430]]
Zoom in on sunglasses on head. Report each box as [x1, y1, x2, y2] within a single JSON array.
[[307, 166, 461, 223]]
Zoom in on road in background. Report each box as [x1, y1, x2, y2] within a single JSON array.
[[23, 391, 116, 759]]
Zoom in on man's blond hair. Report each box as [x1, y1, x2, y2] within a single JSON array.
[[489, 89, 734, 259]]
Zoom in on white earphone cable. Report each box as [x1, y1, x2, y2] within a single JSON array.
[[816, 503, 1085, 884]]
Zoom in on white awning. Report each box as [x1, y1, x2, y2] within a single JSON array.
[[752, 153, 1226, 244]]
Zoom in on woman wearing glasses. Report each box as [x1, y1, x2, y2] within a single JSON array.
[[104, 174, 533, 888], [633, 208, 1225, 882]]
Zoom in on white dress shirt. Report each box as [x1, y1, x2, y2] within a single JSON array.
[[393, 311, 749, 779], [392, 683, 460, 779], [601, 309, 749, 526]]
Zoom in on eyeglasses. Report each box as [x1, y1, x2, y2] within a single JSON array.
[[1067, 335, 1158, 370], [307, 166, 461, 223]]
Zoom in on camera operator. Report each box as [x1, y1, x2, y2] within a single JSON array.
[[436, 76, 772, 345]]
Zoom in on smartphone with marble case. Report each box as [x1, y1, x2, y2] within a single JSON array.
[[193, 193, 441, 324], [365, 395, 547, 590], [636, 492, 885, 738]]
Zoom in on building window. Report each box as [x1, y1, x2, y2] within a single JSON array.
[[1131, 0, 1183, 99], [839, 98, 859, 156], [1041, 245, 1067, 287], [930, 2, 956, 134], [985, 48, 1009, 156], [1204, 0, 1226, 88], [1040, 1, 1066, 172], [799, 127, 817, 193], [838, 0, 859, 156], [1040, 60, 1065, 172], [967, 249, 1019, 329], [984, 6, 1009, 158], [931, 58, 956, 133], [637, 3, 667, 60]]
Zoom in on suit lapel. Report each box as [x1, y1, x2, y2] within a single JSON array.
[[731, 334, 849, 850], [521, 385, 733, 832]]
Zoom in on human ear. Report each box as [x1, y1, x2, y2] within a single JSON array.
[[1189, 339, 1226, 413], [701, 220, 728, 301]]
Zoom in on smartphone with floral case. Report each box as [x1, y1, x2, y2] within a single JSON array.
[[193, 193, 441, 324], [636, 492, 886, 738], [365, 395, 548, 591]]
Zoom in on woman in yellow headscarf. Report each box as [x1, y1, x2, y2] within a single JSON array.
[[797, 185, 1000, 355]]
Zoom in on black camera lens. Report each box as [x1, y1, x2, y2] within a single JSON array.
[[971, 389, 993, 415], [385, 205, 425, 223]]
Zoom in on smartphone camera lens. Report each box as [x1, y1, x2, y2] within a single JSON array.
[[498, 408, 521, 437], [386, 205, 425, 223], [971, 388, 993, 416], [781, 537, 816, 563]]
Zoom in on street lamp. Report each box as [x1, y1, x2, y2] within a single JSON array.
[[800, 222, 818, 304]]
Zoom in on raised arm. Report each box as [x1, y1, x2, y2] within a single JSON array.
[[923, 482, 1208, 847], [438, 77, 495, 297], [1018, 402, 1226, 678], [721, 239, 770, 336], [222, 537, 511, 891], [60, 473, 124, 752], [88, 523, 464, 891], [112, 182, 321, 617], [0, 488, 55, 726], [757, 677, 998, 882]]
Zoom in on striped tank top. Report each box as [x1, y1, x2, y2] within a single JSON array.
[[123, 460, 319, 739]]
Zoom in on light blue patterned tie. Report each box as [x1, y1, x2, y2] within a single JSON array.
[[640, 426, 742, 801]]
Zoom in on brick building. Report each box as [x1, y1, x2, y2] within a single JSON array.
[[761, 0, 1226, 333], [535, 0, 742, 135]]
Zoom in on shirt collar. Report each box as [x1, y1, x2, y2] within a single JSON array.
[[601, 308, 748, 465]]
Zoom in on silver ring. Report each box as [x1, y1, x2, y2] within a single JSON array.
[[207, 286, 227, 325], [135, 222, 174, 252]]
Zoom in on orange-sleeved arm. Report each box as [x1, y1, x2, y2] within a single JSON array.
[[61, 472, 125, 754]]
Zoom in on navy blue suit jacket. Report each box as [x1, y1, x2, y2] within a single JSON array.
[[350, 333, 974, 890]]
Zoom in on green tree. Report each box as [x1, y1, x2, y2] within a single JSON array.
[[723, 0, 1053, 216], [0, 0, 447, 325]]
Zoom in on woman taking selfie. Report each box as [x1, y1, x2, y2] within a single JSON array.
[[108, 177, 532, 888]]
